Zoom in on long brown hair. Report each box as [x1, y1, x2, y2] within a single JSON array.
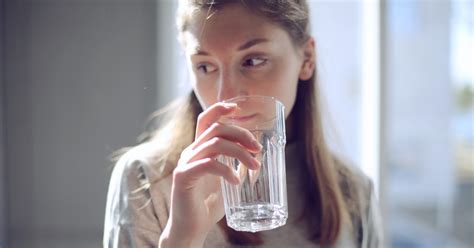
[[141, 0, 349, 245]]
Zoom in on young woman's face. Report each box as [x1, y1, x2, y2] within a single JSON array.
[[182, 4, 313, 118]]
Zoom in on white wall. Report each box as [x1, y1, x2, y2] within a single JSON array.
[[4, 0, 159, 247], [309, 2, 362, 167], [156, 1, 190, 107]]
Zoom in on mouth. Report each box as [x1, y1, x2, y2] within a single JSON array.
[[228, 113, 258, 122]]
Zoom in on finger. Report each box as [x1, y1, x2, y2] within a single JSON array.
[[249, 151, 263, 186], [237, 161, 248, 184], [175, 158, 240, 185], [249, 166, 260, 186], [191, 122, 262, 152], [191, 137, 261, 170], [195, 103, 237, 139]]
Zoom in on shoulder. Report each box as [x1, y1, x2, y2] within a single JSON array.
[[104, 142, 174, 246], [108, 141, 174, 209], [333, 159, 370, 236], [111, 140, 172, 186], [334, 157, 373, 203], [333, 158, 383, 246]]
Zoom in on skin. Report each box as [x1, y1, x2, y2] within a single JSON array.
[[159, 4, 315, 248]]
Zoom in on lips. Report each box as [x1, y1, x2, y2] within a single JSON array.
[[229, 113, 258, 122]]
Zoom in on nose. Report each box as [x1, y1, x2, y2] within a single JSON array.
[[216, 69, 247, 102]]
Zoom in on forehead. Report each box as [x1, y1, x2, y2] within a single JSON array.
[[183, 4, 290, 53]]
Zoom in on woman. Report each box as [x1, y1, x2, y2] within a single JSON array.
[[104, 0, 383, 247]]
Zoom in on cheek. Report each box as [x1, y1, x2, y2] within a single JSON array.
[[262, 61, 300, 118], [192, 85, 215, 110], [276, 83, 298, 119], [187, 66, 215, 110]]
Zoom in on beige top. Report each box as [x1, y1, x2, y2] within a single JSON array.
[[103, 141, 383, 247]]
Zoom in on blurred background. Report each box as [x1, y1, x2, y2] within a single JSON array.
[[0, 0, 472, 247]]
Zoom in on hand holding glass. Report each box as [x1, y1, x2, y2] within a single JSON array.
[[218, 95, 288, 232]]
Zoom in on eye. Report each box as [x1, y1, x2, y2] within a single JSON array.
[[196, 63, 217, 74], [243, 57, 267, 67]]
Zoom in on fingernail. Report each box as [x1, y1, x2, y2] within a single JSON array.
[[252, 140, 262, 150], [252, 158, 261, 169], [223, 103, 237, 109], [232, 172, 241, 184]]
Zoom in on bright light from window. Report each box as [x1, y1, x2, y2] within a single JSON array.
[[361, 0, 381, 197]]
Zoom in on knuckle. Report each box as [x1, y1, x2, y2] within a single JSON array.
[[209, 137, 222, 146], [178, 148, 191, 164], [181, 146, 191, 156], [172, 168, 186, 181], [196, 112, 206, 124], [177, 155, 186, 166], [209, 122, 222, 132]]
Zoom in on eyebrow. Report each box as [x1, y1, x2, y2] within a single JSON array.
[[238, 38, 269, 51], [192, 38, 270, 56]]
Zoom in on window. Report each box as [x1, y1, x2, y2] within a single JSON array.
[[385, 1, 473, 247]]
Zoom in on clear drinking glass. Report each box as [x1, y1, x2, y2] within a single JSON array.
[[218, 95, 288, 232]]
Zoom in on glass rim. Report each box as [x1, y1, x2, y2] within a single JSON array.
[[221, 95, 285, 108]]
